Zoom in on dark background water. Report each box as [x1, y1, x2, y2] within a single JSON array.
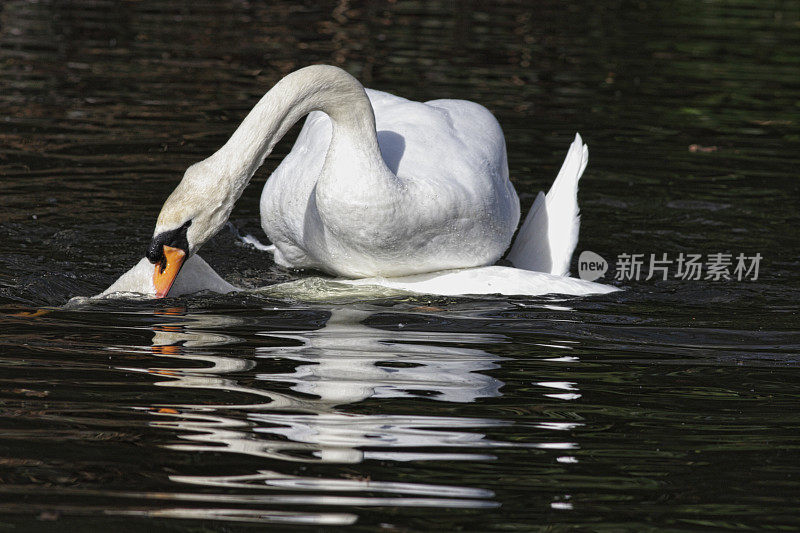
[[1, 0, 799, 530]]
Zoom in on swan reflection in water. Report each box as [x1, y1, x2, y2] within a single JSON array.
[[125, 307, 581, 523], [255, 308, 504, 404]]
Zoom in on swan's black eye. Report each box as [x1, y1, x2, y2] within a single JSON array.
[[146, 220, 191, 264]]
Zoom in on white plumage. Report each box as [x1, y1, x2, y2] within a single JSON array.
[[102, 65, 616, 299], [506, 134, 588, 276], [258, 80, 519, 278]]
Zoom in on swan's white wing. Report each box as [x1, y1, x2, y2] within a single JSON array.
[[506, 134, 587, 276], [506, 191, 550, 272], [340, 265, 617, 297], [261, 89, 521, 276]]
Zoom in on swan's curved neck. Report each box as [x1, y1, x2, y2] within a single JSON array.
[[211, 65, 386, 198]]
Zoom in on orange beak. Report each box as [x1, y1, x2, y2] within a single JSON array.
[[153, 245, 186, 298]]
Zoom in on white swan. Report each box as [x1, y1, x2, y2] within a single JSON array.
[[104, 65, 616, 299]]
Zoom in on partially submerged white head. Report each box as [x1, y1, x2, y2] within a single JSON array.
[[146, 158, 237, 297]]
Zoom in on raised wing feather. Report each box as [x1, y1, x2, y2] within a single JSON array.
[[506, 134, 588, 276]]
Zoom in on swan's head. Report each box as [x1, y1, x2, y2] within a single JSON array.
[[146, 160, 233, 297]]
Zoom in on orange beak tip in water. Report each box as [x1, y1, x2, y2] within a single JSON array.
[[153, 245, 186, 298]]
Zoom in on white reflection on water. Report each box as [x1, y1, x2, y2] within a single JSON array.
[[255, 309, 505, 404], [248, 413, 510, 463], [172, 469, 494, 498], [111, 507, 358, 526], [536, 380, 582, 400], [126, 307, 579, 515]]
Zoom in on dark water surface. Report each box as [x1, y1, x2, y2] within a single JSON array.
[[1, 1, 799, 530]]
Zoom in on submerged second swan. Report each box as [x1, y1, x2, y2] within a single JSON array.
[[107, 65, 615, 299]]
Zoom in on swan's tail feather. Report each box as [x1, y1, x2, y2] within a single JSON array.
[[506, 133, 588, 276]]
